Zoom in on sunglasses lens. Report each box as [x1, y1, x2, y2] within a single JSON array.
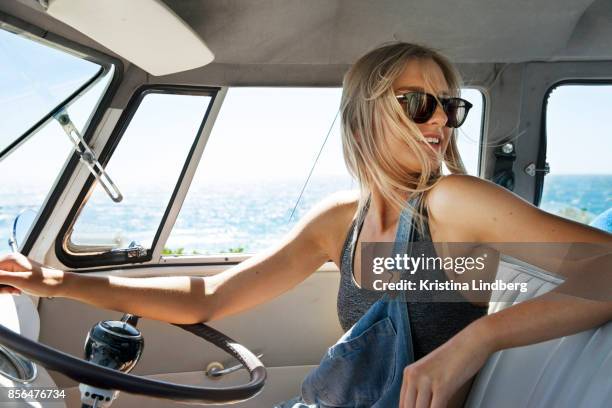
[[405, 92, 437, 123], [443, 98, 470, 128], [400, 92, 472, 128]]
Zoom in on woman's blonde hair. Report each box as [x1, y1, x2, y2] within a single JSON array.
[[340, 42, 466, 232]]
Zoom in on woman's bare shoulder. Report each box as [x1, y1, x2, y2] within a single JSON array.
[[426, 174, 507, 212], [428, 174, 485, 196], [424, 174, 508, 241], [424, 174, 611, 243]]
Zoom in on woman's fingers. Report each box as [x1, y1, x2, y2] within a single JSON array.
[[0, 283, 21, 295], [0, 253, 20, 271], [0, 269, 23, 294], [0, 270, 17, 285], [0, 252, 31, 272], [400, 367, 417, 408], [414, 380, 432, 408], [0, 254, 52, 297], [401, 364, 452, 408], [430, 392, 446, 408]]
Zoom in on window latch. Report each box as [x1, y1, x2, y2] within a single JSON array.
[[110, 241, 147, 259], [53, 108, 123, 202], [524, 162, 550, 177]]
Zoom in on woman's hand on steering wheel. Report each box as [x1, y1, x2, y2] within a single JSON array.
[[0, 252, 66, 297]]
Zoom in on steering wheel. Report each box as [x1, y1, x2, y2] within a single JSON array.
[[2, 214, 265, 404], [0, 320, 266, 404]]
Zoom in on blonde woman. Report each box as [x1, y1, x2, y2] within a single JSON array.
[[1, 43, 611, 407]]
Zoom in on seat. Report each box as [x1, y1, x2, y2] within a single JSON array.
[[464, 255, 612, 408]]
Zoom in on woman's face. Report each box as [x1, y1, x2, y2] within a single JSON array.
[[390, 58, 453, 173]]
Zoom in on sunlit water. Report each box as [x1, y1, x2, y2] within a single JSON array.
[[0, 175, 609, 254]]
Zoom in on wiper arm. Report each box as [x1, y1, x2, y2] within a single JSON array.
[[54, 108, 123, 202]]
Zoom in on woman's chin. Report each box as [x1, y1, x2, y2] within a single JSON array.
[[422, 151, 445, 168]]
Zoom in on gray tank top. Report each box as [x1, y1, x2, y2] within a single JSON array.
[[337, 195, 488, 360]]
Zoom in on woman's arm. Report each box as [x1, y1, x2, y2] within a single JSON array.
[[0, 192, 355, 324], [399, 175, 612, 408], [431, 173, 612, 349], [427, 174, 611, 291]]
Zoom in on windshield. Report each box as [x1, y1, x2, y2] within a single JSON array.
[[0, 26, 101, 155], [0, 24, 113, 252]]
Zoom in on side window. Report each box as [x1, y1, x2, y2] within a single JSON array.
[[164, 87, 483, 257], [165, 88, 352, 256], [541, 85, 612, 224], [0, 25, 112, 252], [455, 88, 484, 176], [65, 90, 213, 259]]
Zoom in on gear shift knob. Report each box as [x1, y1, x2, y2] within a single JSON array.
[[84, 320, 144, 372], [80, 318, 144, 407]]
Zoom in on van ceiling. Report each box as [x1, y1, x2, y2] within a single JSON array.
[[2, 0, 612, 83], [163, 0, 611, 64]]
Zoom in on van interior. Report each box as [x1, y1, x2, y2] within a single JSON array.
[[0, 1, 611, 407]]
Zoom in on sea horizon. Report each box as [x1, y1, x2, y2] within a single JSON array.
[[0, 174, 609, 254]]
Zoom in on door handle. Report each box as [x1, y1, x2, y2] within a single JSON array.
[[205, 354, 263, 378]]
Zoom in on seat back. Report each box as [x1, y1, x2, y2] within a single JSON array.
[[464, 256, 612, 408]]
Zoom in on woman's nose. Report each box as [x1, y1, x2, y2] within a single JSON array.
[[428, 103, 448, 127]]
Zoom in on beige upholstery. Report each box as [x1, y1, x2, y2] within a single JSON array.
[[465, 258, 612, 408]]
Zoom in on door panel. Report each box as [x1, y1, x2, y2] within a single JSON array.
[[37, 267, 343, 406], [63, 366, 316, 407]]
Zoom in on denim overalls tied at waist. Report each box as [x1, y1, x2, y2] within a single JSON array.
[[277, 200, 418, 408]]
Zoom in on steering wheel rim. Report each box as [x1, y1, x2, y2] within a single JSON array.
[[0, 321, 266, 404]]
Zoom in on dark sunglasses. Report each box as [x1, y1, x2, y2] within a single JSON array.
[[395, 91, 473, 128]]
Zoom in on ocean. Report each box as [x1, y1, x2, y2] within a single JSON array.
[[0, 175, 610, 255]]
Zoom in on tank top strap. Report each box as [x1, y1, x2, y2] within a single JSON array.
[[340, 193, 424, 274], [340, 197, 369, 275], [392, 194, 421, 256], [351, 197, 370, 249]]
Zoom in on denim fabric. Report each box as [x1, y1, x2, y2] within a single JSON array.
[[276, 200, 417, 407], [275, 294, 413, 408], [303, 293, 413, 407]]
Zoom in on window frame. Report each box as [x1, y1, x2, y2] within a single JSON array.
[[150, 86, 487, 262], [459, 86, 486, 177], [162, 86, 351, 260], [54, 85, 486, 270], [535, 79, 612, 206], [0, 17, 124, 256], [55, 85, 221, 269]]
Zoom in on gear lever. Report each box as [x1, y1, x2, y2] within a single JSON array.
[[80, 314, 143, 408]]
